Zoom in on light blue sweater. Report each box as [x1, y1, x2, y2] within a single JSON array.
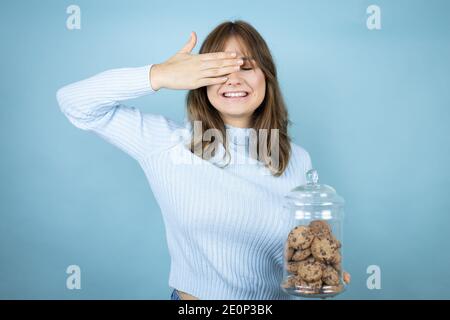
[[56, 64, 313, 300]]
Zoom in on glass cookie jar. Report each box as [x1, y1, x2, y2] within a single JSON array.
[[281, 169, 346, 298]]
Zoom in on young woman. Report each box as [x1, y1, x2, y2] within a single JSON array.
[[57, 20, 349, 300]]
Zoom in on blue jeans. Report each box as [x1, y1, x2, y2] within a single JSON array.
[[170, 289, 181, 300]]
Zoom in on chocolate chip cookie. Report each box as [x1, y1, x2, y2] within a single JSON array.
[[322, 265, 340, 286], [287, 261, 300, 274], [281, 275, 296, 289], [309, 220, 332, 237], [294, 277, 323, 293], [284, 246, 295, 262], [311, 236, 338, 263], [288, 225, 314, 250], [291, 248, 312, 261], [297, 259, 323, 282]]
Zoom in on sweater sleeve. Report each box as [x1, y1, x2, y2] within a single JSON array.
[[56, 64, 182, 162]]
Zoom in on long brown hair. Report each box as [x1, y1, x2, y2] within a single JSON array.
[[186, 20, 291, 177]]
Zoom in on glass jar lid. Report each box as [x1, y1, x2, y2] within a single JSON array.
[[285, 169, 345, 207]]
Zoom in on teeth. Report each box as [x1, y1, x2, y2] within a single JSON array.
[[223, 92, 248, 98]]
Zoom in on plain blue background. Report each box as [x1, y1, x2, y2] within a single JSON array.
[[1, 0, 449, 299]]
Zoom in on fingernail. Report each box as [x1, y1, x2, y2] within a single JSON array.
[[231, 52, 237, 57]]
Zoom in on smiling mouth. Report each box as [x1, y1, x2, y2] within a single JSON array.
[[221, 92, 250, 99]]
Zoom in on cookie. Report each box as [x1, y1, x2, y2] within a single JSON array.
[[332, 261, 342, 272], [330, 234, 341, 248], [288, 226, 314, 250], [286, 261, 300, 274], [297, 259, 323, 282], [334, 238, 342, 249], [284, 246, 295, 262], [322, 265, 340, 286], [311, 236, 338, 262], [307, 279, 323, 292], [284, 219, 344, 296], [309, 220, 331, 237], [331, 250, 341, 265], [294, 277, 323, 293], [292, 248, 312, 261], [304, 256, 327, 268], [281, 276, 296, 289]]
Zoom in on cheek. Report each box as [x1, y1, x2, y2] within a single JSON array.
[[206, 85, 218, 95], [252, 75, 266, 100], [208, 84, 220, 91], [206, 85, 220, 103]]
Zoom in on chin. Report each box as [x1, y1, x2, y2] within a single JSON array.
[[221, 109, 254, 118], [223, 114, 250, 119], [219, 103, 256, 113]]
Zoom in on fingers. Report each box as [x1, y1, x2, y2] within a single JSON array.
[[179, 31, 197, 54], [200, 65, 242, 78], [196, 76, 228, 88], [195, 56, 241, 88], [200, 58, 243, 71], [343, 272, 351, 284], [200, 51, 237, 61]]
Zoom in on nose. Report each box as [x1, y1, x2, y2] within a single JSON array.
[[224, 70, 242, 86]]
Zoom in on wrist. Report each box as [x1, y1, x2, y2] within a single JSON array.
[[149, 63, 164, 91]]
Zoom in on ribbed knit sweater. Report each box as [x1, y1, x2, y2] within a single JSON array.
[[56, 64, 313, 300]]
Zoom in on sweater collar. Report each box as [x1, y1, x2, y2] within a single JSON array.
[[183, 120, 253, 147], [225, 124, 252, 146]]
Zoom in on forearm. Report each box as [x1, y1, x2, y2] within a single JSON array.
[[56, 65, 156, 129]]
